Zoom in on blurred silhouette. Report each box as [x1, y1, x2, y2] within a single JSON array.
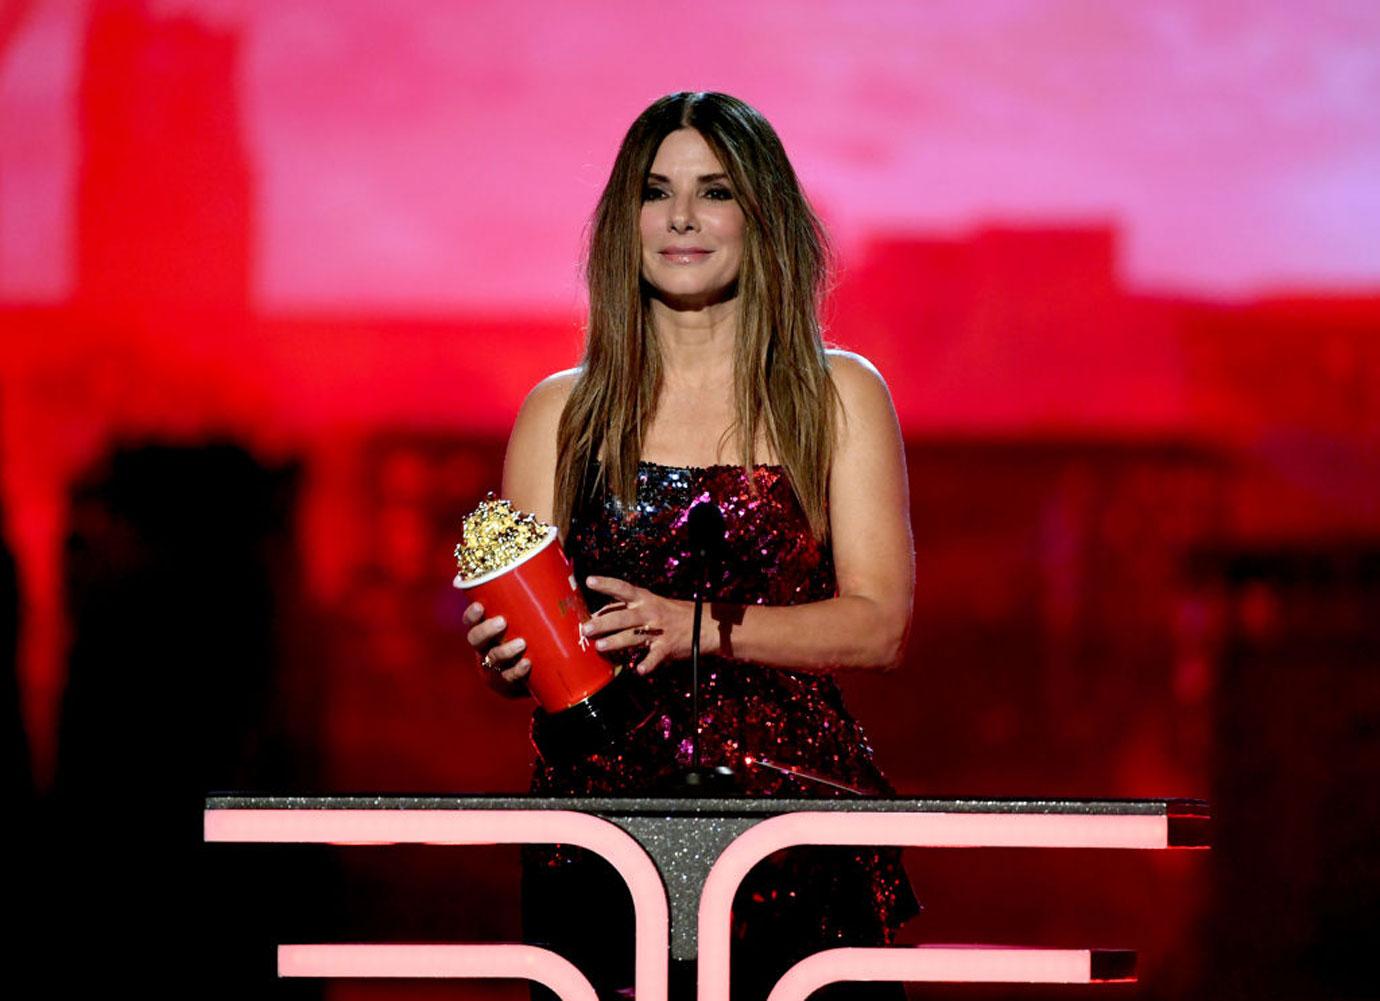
[[47, 442, 323, 996]]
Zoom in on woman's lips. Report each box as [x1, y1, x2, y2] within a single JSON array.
[[659, 248, 712, 263]]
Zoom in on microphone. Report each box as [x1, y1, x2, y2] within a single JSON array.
[[688, 498, 725, 561], [683, 499, 734, 793]]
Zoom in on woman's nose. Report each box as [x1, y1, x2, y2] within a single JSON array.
[[669, 194, 697, 232]]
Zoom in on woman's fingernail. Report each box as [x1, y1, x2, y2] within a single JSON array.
[[494, 617, 506, 629], [595, 639, 608, 651], [587, 576, 598, 586], [514, 638, 527, 652]]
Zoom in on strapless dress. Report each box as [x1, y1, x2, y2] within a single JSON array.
[[524, 460, 918, 1000]]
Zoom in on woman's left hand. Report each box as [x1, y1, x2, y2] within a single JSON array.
[[581, 575, 700, 675]]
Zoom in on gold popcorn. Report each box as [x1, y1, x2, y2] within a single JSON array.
[[453, 493, 554, 581]]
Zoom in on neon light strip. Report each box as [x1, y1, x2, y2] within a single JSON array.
[[699, 811, 1167, 1001], [279, 943, 598, 1001], [765, 946, 1110, 1001], [204, 808, 667, 1001]]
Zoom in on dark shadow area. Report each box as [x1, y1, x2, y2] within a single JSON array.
[[36, 441, 331, 997], [1, 501, 30, 804], [1201, 544, 1380, 1001], [0, 496, 41, 981]]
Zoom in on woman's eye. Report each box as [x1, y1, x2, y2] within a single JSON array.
[[704, 187, 734, 200], [642, 187, 667, 201]]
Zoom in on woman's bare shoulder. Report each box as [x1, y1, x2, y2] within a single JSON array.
[[824, 349, 896, 423], [511, 367, 580, 437], [502, 368, 581, 520], [524, 366, 582, 411]]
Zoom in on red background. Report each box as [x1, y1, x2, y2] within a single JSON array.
[[2, 2, 1378, 999]]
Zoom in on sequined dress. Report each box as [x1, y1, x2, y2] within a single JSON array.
[[524, 460, 918, 1000]]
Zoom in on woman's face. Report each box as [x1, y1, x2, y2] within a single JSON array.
[[638, 128, 746, 307]]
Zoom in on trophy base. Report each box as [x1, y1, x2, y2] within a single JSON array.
[[530, 670, 654, 762]]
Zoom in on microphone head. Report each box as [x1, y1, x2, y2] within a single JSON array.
[[687, 499, 725, 555]]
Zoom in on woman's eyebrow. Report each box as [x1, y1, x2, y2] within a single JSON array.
[[646, 172, 730, 184]]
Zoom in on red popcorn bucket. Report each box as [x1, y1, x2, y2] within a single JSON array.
[[453, 527, 613, 711], [454, 502, 651, 760]]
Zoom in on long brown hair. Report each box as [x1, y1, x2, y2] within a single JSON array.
[[554, 91, 838, 539]]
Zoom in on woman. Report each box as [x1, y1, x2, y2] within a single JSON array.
[[463, 91, 917, 1000]]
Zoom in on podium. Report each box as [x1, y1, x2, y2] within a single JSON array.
[[205, 794, 1209, 1001]]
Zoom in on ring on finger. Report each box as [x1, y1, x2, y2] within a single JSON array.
[[481, 652, 495, 671]]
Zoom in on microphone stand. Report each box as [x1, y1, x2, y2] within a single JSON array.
[[681, 500, 735, 794]]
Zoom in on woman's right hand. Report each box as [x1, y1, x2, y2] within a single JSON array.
[[463, 601, 531, 697]]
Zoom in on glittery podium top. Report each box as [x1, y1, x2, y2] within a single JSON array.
[[530, 460, 919, 953]]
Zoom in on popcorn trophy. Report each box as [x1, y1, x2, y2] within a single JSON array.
[[453, 495, 649, 759]]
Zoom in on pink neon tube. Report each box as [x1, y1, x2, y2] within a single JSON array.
[[204, 808, 667, 1001], [766, 945, 1110, 1001], [279, 943, 598, 1001], [698, 811, 1167, 1001]]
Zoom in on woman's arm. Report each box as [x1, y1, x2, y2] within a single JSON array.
[[463, 368, 578, 694], [584, 351, 914, 675]]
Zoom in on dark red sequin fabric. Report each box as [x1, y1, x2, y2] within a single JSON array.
[[526, 461, 918, 997]]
